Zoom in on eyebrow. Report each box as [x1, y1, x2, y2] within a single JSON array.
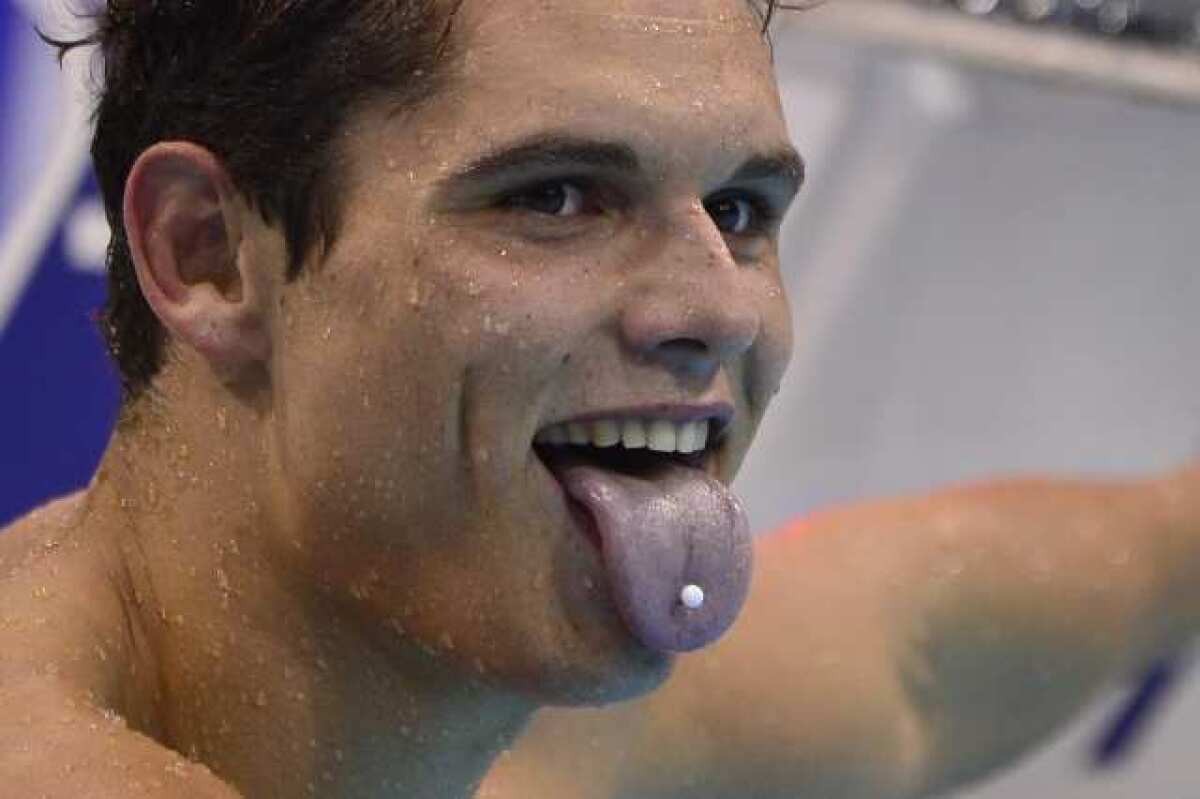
[[730, 149, 806, 197], [436, 133, 805, 198], [438, 135, 641, 192]]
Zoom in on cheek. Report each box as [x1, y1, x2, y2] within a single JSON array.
[[270, 267, 473, 533], [768, 284, 795, 381], [746, 275, 794, 407], [414, 241, 606, 382]]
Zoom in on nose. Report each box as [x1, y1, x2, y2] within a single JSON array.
[[619, 203, 761, 382]]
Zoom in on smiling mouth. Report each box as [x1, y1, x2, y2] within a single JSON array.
[[532, 415, 728, 482]]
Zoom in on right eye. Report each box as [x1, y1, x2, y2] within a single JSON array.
[[503, 181, 587, 217]]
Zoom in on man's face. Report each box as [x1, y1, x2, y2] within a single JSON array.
[[269, 0, 798, 704]]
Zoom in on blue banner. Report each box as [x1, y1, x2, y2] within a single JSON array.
[[0, 0, 119, 527]]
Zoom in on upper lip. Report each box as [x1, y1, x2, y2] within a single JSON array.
[[534, 402, 735, 443]]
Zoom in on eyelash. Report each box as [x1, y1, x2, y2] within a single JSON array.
[[499, 179, 780, 236]]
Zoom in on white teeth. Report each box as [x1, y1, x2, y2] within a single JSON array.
[[677, 421, 711, 453], [677, 421, 699, 454], [621, 418, 648, 449], [590, 419, 621, 447], [647, 419, 678, 453], [567, 422, 590, 445], [537, 418, 715, 455]]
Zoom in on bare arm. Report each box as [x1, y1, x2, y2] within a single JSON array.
[[478, 465, 1200, 799]]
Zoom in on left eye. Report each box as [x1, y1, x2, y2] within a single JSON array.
[[705, 196, 756, 235], [505, 181, 586, 217]]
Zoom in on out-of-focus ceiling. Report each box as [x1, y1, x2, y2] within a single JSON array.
[[928, 0, 1199, 48], [785, 0, 1200, 105]]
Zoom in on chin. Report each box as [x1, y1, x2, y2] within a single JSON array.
[[504, 641, 676, 708]]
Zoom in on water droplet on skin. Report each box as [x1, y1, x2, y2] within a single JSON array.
[[817, 651, 842, 668], [255, 690, 268, 708]]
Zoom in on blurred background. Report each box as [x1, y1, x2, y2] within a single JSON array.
[[1, 0, 1198, 795]]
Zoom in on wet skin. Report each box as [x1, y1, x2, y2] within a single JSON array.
[[0, 1, 800, 797]]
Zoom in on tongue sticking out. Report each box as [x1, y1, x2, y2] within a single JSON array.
[[553, 457, 753, 653]]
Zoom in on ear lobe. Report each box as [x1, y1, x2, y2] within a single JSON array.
[[124, 142, 271, 382]]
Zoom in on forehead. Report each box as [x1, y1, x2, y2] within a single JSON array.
[[460, 0, 767, 38], [407, 0, 787, 173]]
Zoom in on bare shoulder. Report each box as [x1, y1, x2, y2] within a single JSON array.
[[0, 492, 133, 701], [0, 672, 243, 798], [0, 495, 226, 797]]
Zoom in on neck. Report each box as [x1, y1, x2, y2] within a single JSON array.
[[88, 392, 537, 799]]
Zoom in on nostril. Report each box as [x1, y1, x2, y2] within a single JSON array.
[[653, 337, 718, 379], [660, 338, 708, 357], [620, 300, 758, 367]]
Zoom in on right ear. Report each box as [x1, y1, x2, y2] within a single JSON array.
[[123, 141, 273, 384]]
